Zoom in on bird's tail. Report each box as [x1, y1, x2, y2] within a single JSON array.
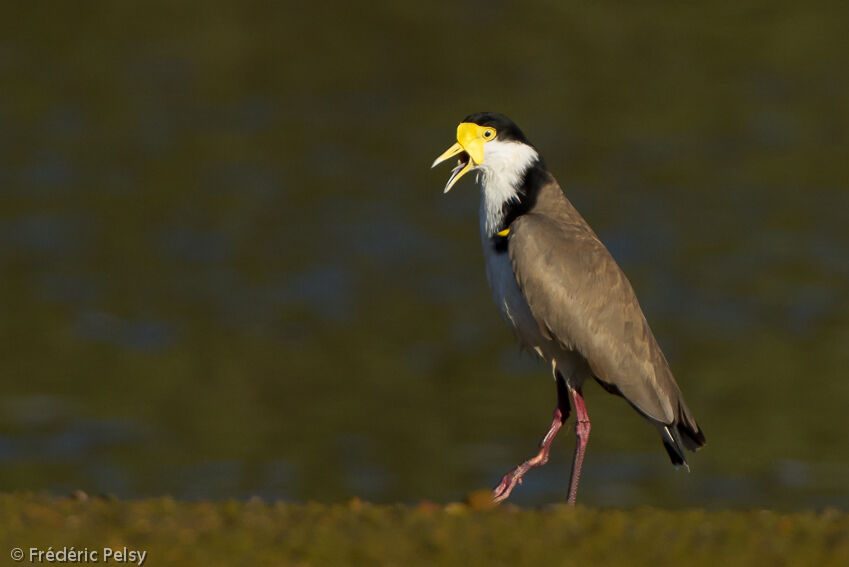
[[658, 398, 705, 470]]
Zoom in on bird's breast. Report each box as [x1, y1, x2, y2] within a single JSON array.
[[480, 228, 547, 352]]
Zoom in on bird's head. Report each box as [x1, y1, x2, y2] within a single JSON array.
[[431, 112, 539, 194]]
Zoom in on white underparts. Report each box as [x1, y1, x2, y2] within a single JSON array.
[[481, 227, 550, 355], [474, 140, 539, 235]]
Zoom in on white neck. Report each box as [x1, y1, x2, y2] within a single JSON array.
[[475, 140, 539, 235]]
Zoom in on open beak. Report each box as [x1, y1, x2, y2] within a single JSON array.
[[431, 123, 487, 193]]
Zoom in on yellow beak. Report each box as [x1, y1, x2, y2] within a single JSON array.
[[431, 123, 488, 193]]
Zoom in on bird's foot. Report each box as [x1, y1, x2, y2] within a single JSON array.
[[492, 468, 524, 503], [492, 454, 546, 504], [491, 392, 568, 504]]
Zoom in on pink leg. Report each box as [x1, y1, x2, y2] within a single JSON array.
[[492, 375, 570, 503], [567, 386, 591, 507]]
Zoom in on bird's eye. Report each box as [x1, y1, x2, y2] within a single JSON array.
[[483, 128, 495, 139]]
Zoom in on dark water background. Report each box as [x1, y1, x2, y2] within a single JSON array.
[[1, 2, 847, 509]]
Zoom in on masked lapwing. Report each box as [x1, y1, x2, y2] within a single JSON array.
[[432, 112, 705, 506]]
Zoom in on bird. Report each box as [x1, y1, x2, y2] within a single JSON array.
[[432, 112, 705, 506]]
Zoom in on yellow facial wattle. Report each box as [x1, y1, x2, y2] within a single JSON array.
[[431, 122, 497, 193]]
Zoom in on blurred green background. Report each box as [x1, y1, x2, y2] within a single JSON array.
[[1, 2, 847, 509]]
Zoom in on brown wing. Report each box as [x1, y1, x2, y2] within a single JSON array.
[[508, 210, 683, 424]]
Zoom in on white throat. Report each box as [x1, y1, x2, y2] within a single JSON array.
[[475, 140, 539, 236]]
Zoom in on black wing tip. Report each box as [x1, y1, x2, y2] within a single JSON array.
[[662, 435, 689, 470], [661, 423, 702, 471], [678, 420, 706, 452]]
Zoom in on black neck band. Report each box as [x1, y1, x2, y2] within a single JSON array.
[[491, 158, 549, 253]]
